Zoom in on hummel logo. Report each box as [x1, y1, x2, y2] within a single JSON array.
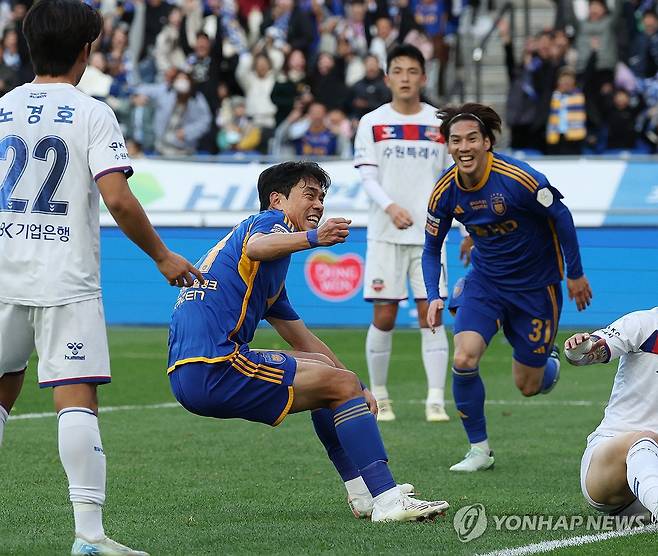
[[65, 342, 86, 361]]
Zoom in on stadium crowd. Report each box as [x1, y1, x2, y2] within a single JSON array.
[[0, 0, 657, 156]]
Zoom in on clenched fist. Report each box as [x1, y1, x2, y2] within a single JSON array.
[[317, 217, 351, 246]]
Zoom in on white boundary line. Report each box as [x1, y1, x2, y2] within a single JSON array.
[[477, 524, 658, 555], [8, 398, 602, 421], [9, 402, 179, 421]]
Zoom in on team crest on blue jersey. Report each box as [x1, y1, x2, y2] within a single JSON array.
[[262, 352, 287, 365], [491, 193, 507, 216]]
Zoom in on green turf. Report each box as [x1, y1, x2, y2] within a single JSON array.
[[2, 328, 655, 555]]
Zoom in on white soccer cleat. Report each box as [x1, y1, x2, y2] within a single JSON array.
[[348, 482, 416, 519], [71, 536, 149, 556], [376, 399, 396, 422], [425, 403, 450, 422], [449, 446, 495, 472], [371, 493, 449, 522]]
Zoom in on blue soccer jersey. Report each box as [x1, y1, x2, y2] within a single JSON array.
[[424, 152, 583, 301], [168, 209, 300, 373]]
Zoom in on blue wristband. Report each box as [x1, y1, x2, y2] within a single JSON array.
[[306, 228, 320, 248]]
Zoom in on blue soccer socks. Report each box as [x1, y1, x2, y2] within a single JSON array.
[[311, 408, 360, 482], [332, 397, 394, 497], [540, 353, 560, 394], [452, 366, 488, 444]]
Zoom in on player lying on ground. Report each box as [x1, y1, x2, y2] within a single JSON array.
[[167, 161, 449, 522], [566, 307, 658, 521], [0, 1, 202, 555], [422, 103, 593, 472]]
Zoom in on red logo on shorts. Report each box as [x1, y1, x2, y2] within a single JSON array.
[[304, 251, 364, 301]]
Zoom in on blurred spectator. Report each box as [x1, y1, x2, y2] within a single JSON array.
[[187, 32, 221, 111], [216, 95, 262, 152], [414, 0, 451, 98], [603, 87, 640, 150], [78, 52, 113, 100], [309, 51, 349, 110], [628, 10, 658, 78], [326, 107, 354, 157], [284, 101, 340, 156], [105, 25, 137, 99], [349, 54, 390, 119], [260, 0, 315, 56], [546, 66, 586, 154], [2, 28, 31, 85], [370, 16, 399, 70], [235, 48, 283, 149], [134, 0, 173, 63], [271, 48, 309, 126], [154, 6, 186, 76], [131, 69, 212, 155], [337, 36, 365, 86], [635, 72, 658, 151], [335, 0, 368, 57], [0, 40, 17, 97]]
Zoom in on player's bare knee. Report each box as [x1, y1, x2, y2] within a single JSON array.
[[453, 351, 479, 370], [307, 352, 335, 367], [331, 369, 362, 403]]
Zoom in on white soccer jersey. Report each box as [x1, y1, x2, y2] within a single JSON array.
[[354, 102, 449, 245], [0, 82, 132, 307], [590, 307, 658, 438]]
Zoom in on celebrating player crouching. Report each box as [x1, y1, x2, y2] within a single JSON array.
[[566, 307, 658, 521], [167, 161, 449, 522]]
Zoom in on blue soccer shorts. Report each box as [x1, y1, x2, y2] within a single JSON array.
[[169, 344, 297, 427], [449, 273, 563, 368]]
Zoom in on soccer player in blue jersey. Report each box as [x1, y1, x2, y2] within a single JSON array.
[[168, 161, 449, 521], [422, 103, 593, 472]]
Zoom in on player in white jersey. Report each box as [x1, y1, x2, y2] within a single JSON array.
[[354, 44, 451, 422], [565, 307, 658, 520], [0, 2, 202, 555]]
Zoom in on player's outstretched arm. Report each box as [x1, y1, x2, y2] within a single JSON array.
[[564, 333, 609, 366], [246, 218, 351, 261], [422, 214, 452, 330], [97, 172, 203, 287]]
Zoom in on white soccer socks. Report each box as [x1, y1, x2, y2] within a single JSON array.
[[626, 437, 658, 520], [421, 326, 448, 405], [0, 404, 8, 447], [58, 408, 106, 541], [366, 325, 393, 401]]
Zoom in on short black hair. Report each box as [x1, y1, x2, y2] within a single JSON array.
[[386, 43, 425, 74], [23, 0, 102, 77], [258, 161, 330, 212], [437, 103, 502, 151]]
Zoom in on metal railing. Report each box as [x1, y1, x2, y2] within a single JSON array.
[[473, 1, 516, 103]]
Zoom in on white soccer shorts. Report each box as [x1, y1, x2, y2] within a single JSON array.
[[363, 240, 448, 302], [0, 298, 111, 387]]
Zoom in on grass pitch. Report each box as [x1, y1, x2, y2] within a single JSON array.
[[2, 328, 656, 555]]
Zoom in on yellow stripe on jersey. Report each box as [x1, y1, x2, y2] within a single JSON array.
[[547, 285, 559, 346], [491, 166, 536, 195], [272, 386, 295, 426], [547, 218, 564, 279], [492, 162, 537, 192], [429, 168, 456, 210], [199, 227, 236, 273], [267, 282, 285, 308], [492, 159, 539, 190], [283, 214, 295, 231], [166, 345, 240, 374], [455, 152, 493, 193], [229, 224, 261, 341]]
